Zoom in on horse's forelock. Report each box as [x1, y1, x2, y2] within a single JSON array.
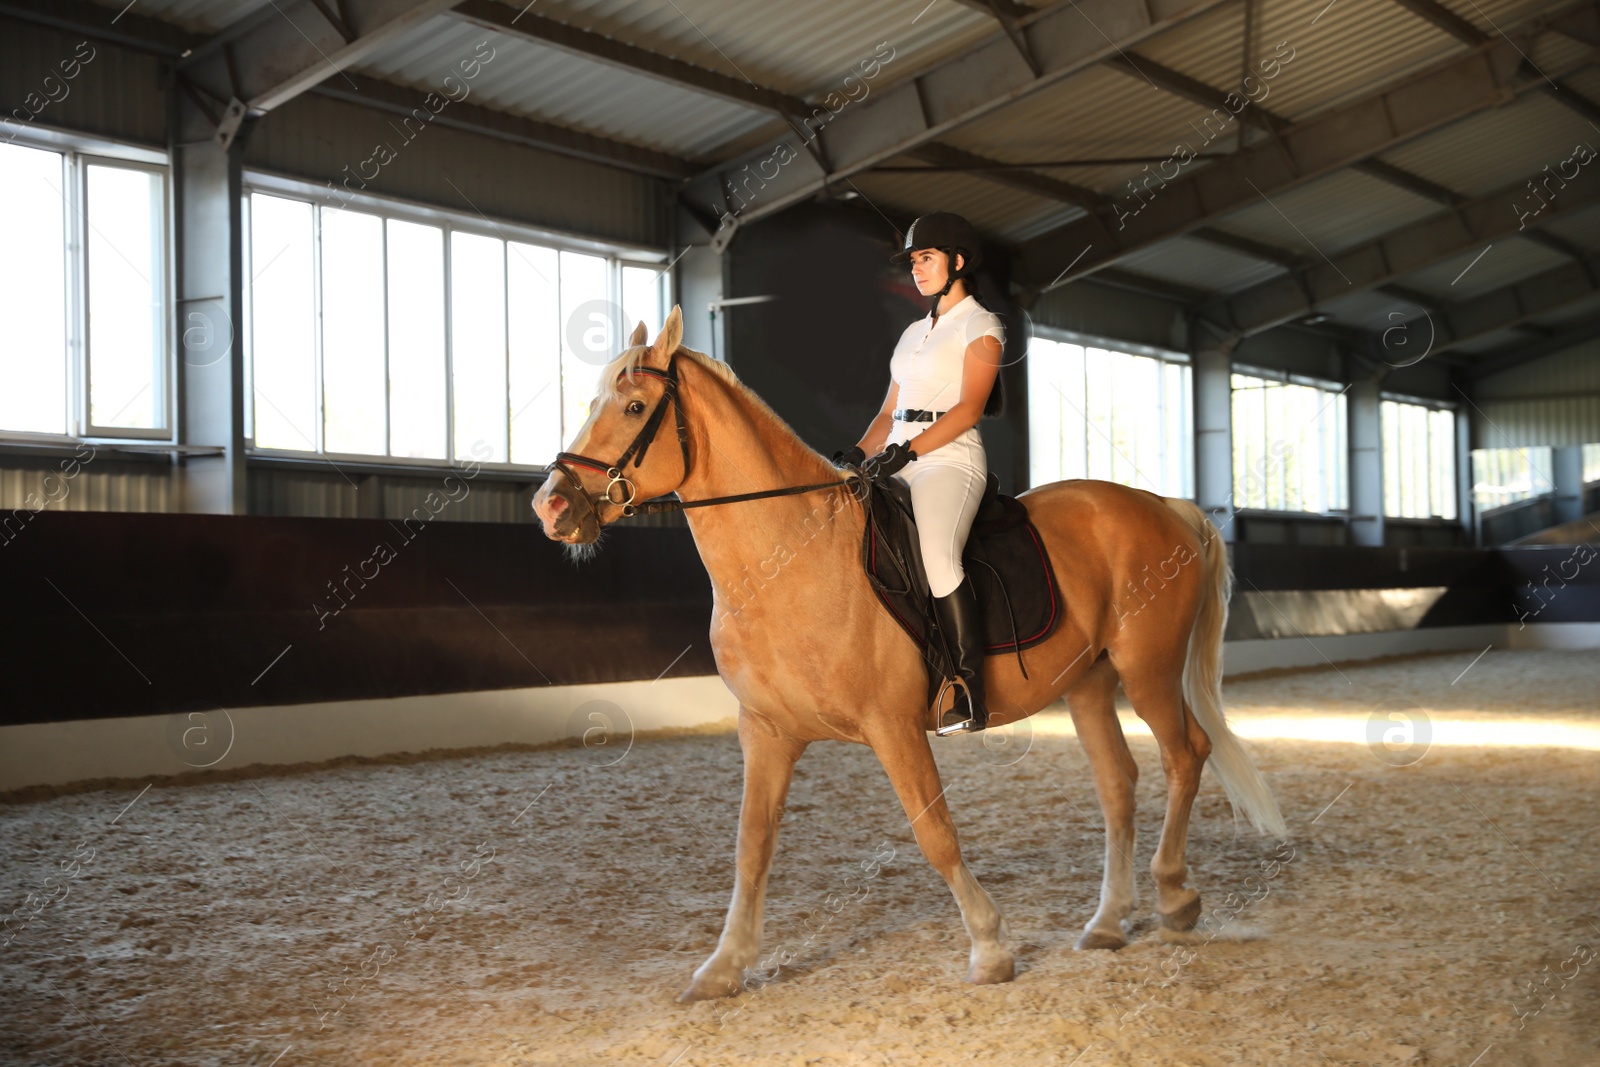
[[597, 344, 650, 402]]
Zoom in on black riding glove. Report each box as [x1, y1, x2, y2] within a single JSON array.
[[831, 445, 867, 468], [863, 442, 917, 479]]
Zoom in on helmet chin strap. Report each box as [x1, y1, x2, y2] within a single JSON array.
[[930, 247, 967, 308]]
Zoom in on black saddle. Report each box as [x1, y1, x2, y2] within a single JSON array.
[[859, 470, 1063, 706]]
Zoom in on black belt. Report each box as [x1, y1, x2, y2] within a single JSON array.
[[893, 408, 945, 422]]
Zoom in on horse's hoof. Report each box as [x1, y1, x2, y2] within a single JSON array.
[[676, 974, 740, 1003], [1159, 894, 1202, 932], [1075, 929, 1127, 951], [676, 961, 743, 1002], [966, 952, 1016, 985]]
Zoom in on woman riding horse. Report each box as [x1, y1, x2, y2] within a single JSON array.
[[836, 212, 1006, 736], [531, 272, 1287, 1001]]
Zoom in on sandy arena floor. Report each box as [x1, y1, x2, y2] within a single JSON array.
[[2, 649, 1597, 1067]]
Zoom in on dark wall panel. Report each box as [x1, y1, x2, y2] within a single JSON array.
[[726, 202, 1030, 493], [1, 515, 1592, 729], [1, 511, 715, 726]]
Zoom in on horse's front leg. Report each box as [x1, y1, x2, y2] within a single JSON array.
[[679, 709, 807, 1002], [869, 717, 1014, 985]]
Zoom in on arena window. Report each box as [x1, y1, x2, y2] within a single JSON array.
[[1380, 396, 1458, 520], [0, 139, 167, 441], [1026, 333, 1194, 498], [244, 182, 669, 467], [1229, 368, 1348, 514], [1470, 447, 1554, 511]]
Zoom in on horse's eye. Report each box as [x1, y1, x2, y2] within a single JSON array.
[[625, 399, 646, 416]]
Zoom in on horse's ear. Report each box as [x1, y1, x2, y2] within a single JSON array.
[[628, 320, 648, 348], [645, 305, 683, 368]]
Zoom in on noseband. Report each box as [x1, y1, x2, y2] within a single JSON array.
[[543, 352, 852, 520], [545, 356, 690, 519]]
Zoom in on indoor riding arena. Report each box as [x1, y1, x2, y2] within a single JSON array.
[[3, 0, 1599, 1065]]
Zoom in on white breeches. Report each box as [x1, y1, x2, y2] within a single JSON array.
[[888, 424, 987, 598]]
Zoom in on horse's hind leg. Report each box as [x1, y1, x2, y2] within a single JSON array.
[[1121, 670, 1211, 931], [679, 709, 807, 1002], [868, 718, 1014, 985], [1065, 657, 1138, 950]]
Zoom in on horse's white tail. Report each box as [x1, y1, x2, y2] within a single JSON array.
[[1166, 499, 1289, 839]]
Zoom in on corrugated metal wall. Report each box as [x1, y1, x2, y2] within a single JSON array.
[[246, 93, 671, 249], [382, 477, 529, 524], [1030, 280, 1188, 353], [248, 468, 362, 519], [244, 466, 688, 525], [247, 467, 532, 522], [1472, 343, 1600, 448], [0, 22, 672, 249], [0, 23, 167, 147], [0, 458, 175, 515]]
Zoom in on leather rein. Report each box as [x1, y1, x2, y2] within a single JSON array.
[[544, 353, 851, 519]]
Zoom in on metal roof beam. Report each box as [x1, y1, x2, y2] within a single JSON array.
[[179, 0, 461, 119], [1544, 2, 1600, 44], [1542, 79, 1600, 126], [1065, 267, 1388, 354], [1354, 158, 1462, 206], [1104, 52, 1282, 131], [1377, 281, 1446, 311], [679, 0, 1236, 229], [1382, 253, 1600, 357], [950, 0, 1036, 20], [1013, 0, 1599, 293], [1189, 227, 1303, 266], [984, 0, 1044, 78], [1521, 228, 1590, 261], [312, 73, 696, 179], [1468, 314, 1600, 376], [1201, 172, 1600, 336], [1095, 266, 1210, 305], [905, 143, 1109, 210], [1385, 0, 1490, 46], [448, 0, 808, 118]]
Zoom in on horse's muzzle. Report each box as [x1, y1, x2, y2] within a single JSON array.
[[534, 479, 603, 545]]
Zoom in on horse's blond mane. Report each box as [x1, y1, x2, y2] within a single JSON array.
[[598, 344, 824, 472], [599, 342, 741, 400]]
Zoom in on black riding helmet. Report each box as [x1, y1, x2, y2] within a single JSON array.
[[892, 212, 983, 300]]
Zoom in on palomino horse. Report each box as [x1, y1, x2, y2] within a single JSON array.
[[532, 307, 1287, 1001]]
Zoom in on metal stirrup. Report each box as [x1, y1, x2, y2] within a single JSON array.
[[934, 677, 982, 736]]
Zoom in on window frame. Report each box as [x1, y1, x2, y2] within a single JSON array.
[[1026, 325, 1195, 499], [242, 170, 671, 472], [1470, 445, 1555, 513], [1378, 390, 1458, 522], [1229, 363, 1350, 517], [0, 130, 172, 446]]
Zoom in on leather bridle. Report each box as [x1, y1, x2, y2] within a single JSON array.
[[546, 358, 688, 518], [543, 352, 850, 521]]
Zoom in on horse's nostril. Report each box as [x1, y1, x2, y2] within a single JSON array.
[[548, 495, 569, 516]]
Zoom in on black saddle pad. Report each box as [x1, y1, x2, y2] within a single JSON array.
[[861, 471, 1062, 687]]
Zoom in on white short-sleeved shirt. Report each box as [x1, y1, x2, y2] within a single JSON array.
[[885, 295, 1004, 462], [888, 295, 1005, 412]]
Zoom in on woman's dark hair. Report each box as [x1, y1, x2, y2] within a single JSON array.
[[932, 248, 1009, 418]]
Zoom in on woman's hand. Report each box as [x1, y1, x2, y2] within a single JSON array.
[[831, 445, 867, 468], [863, 442, 917, 479]]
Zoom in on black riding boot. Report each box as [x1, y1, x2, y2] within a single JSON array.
[[934, 574, 989, 735]]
